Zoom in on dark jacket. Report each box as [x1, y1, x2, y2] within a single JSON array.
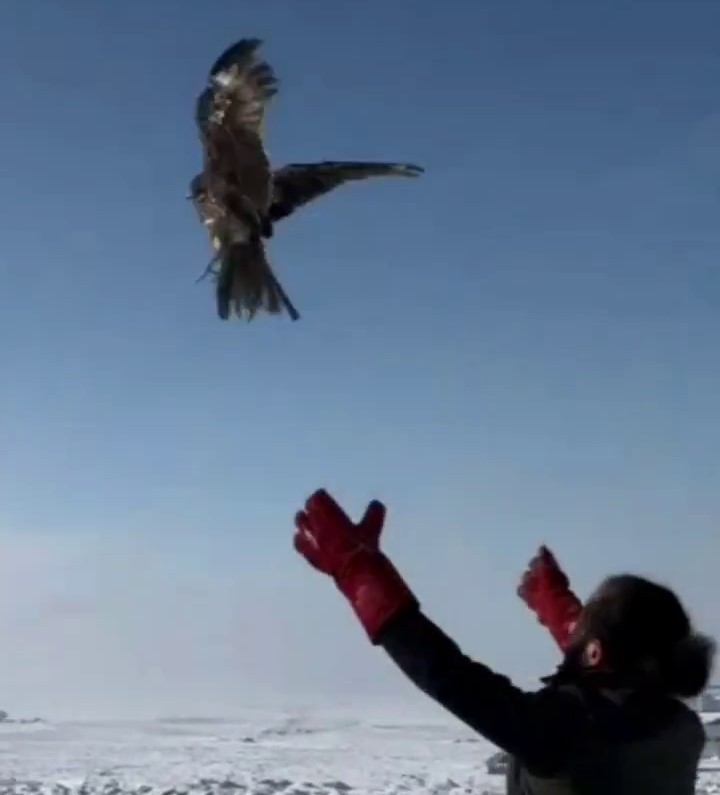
[[379, 608, 705, 795]]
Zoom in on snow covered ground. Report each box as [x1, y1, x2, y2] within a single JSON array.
[[0, 711, 718, 795]]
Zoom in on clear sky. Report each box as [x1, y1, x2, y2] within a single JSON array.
[[0, 0, 719, 720]]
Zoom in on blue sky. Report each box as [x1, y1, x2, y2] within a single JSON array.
[[0, 0, 719, 719]]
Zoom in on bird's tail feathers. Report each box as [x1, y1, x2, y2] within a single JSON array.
[[215, 242, 300, 322]]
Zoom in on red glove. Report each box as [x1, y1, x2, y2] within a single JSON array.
[[294, 489, 418, 643], [517, 546, 582, 651]]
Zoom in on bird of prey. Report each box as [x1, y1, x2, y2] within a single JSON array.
[[190, 38, 424, 323]]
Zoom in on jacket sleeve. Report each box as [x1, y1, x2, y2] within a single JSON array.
[[378, 606, 587, 774]]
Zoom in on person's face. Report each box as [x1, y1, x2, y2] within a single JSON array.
[[563, 592, 605, 670]]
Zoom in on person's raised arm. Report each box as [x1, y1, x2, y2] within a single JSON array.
[[517, 546, 583, 652], [293, 490, 586, 774]]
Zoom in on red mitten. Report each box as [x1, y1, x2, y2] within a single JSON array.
[[517, 546, 582, 651], [294, 489, 418, 643]]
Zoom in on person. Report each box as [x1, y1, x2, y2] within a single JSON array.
[[294, 489, 716, 795]]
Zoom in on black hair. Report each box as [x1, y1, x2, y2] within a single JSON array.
[[578, 574, 715, 698]]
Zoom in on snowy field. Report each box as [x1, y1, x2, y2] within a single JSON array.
[[0, 711, 718, 795]]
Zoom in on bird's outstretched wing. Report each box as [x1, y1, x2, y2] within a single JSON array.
[[196, 38, 278, 141], [269, 161, 424, 223], [208, 38, 265, 80], [198, 38, 279, 217]]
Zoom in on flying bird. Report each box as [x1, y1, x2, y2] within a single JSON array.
[[191, 38, 424, 322], [192, 38, 294, 322]]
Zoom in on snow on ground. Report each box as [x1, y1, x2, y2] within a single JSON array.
[[0, 711, 717, 795], [0, 712, 499, 795]]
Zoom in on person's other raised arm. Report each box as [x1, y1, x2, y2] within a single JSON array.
[[517, 546, 583, 652]]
